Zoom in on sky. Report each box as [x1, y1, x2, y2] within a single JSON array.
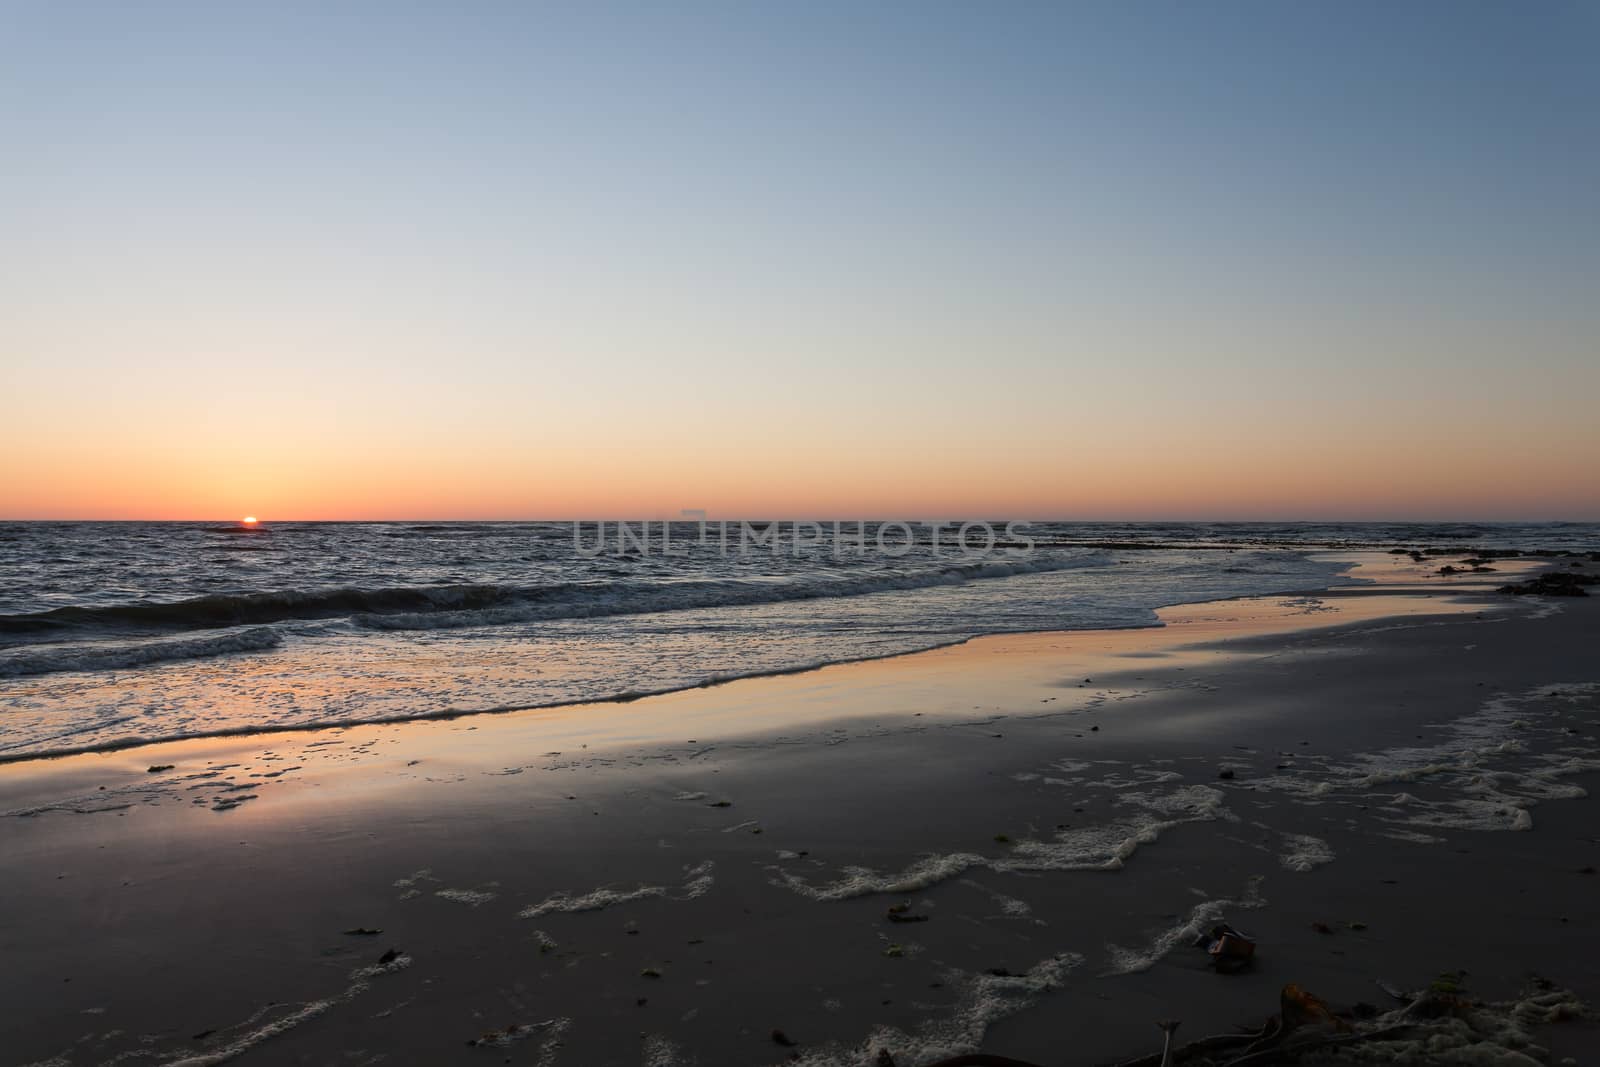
[[2, 1, 1597, 521]]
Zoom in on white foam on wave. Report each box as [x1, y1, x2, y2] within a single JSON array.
[[518, 860, 714, 918], [1, 540, 1359, 761], [355, 555, 1110, 632], [0, 626, 283, 678]]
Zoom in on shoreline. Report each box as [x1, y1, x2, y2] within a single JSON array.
[[0, 550, 1545, 768], [4, 553, 1599, 1066]]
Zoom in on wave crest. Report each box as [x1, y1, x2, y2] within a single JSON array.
[[0, 553, 1106, 639], [0, 627, 283, 678]]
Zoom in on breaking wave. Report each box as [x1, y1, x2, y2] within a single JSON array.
[[0, 627, 284, 678], [0, 554, 1106, 639]]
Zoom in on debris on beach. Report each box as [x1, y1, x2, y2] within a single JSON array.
[[771, 1028, 798, 1047], [466, 1023, 533, 1047], [342, 927, 382, 936], [1194, 923, 1255, 973], [886, 902, 929, 924], [1155, 1019, 1180, 1064], [1085, 978, 1595, 1067], [1498, 572, 1598, 597], [1280, 983, 1342, 1030], [465, 1018, 570, 1050]]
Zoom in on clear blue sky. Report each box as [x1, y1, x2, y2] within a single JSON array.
[[3, 1, 1597, 519]]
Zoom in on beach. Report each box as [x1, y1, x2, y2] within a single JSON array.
[[7, 1, 1598, 1061], [4, 551, 1599, 1065]]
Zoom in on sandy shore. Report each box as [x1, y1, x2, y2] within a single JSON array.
[[4, 553, 1600, 1066]]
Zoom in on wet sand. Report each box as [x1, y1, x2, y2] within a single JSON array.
[[4, 553, 1600, 1066]]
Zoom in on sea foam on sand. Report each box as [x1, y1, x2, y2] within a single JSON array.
[[1277, 832, 1336, 872], [1102, 877, 1266, 976], [770, 784, 1231, 901], [782, 952, 1085, 1067], [518, 860, 715, 918], [1255, 681, 1600, 835]]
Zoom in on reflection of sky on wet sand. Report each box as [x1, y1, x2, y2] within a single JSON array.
[[0, 578, 1501, 828]]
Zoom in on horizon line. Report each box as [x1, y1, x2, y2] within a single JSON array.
[[1, 516, 1595, 526]]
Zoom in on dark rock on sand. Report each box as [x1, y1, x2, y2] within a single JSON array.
[[1499, 572, 1598, 597]]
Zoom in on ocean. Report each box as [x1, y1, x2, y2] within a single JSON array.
[[2, 520, 1595, 761]]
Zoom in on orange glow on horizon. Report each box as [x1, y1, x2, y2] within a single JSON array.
[[2, 400, 1597, 522]]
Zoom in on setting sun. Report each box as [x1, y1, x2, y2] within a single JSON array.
[[241, 516, 258, 524]]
